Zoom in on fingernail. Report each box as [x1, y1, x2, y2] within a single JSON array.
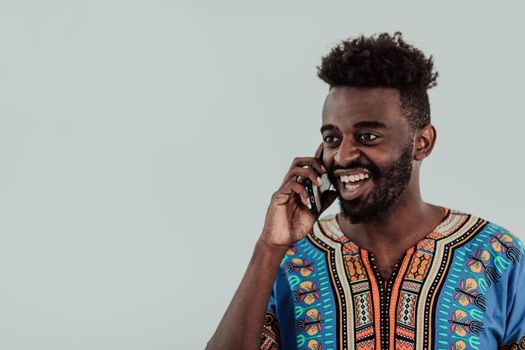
[[321, 165, 327, 172], [317, 176, 323, 186]]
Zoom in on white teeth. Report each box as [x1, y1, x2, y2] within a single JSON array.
[[339, 173, 369, 183], [345, 183, 360, 191]]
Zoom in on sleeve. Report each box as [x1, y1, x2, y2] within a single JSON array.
[[499, 237, 525, 349], [261, 267, 297, 350]]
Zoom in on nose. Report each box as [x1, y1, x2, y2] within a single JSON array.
[[334, 139, 361, 167]]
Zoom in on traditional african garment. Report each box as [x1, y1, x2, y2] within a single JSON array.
[[260, 209, 525, 350]]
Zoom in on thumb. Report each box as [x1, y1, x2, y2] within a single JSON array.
[[319, 190, 338, 214]]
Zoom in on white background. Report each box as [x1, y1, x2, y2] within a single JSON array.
[[0, 1, 524, 349]]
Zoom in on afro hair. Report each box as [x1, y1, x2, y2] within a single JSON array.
[[317, 32, 438, 131]]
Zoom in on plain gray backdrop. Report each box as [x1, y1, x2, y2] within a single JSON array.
[[0, 1, 524, 349]]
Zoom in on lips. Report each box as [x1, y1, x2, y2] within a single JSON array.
[[339, 178, 371, 200], [334, 168, 373, 200]]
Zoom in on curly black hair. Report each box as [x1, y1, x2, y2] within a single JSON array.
[[317, 32, 438, 131]]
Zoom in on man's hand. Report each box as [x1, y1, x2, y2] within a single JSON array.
[[260, 144, 338, 248], [206, 144, 338, 350]]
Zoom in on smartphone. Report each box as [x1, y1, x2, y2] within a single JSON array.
[[303, 148, 331, 215], [304, 173, 331, 215]]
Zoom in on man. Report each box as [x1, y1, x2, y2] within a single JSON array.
[[207, 32, 525, 350]]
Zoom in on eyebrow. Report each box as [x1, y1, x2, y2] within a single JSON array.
[[320, 121, 387, 133]]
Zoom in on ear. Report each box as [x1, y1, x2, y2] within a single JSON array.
[[414, 124, 437, 161]]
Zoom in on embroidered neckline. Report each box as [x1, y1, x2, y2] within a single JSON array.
[[314, 207, 468, 252]]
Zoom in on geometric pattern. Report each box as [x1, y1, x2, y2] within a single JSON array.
[[262, 209, 525, 350]]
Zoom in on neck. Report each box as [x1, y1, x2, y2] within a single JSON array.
[[336, 186, 445, 255]]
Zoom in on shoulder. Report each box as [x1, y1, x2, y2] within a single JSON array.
[[452, 209, 525, 282], [470, 211, 524, 252], [443, 209, 523, 247]]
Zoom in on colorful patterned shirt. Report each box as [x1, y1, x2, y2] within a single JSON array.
[[260, 209, 525, 350]]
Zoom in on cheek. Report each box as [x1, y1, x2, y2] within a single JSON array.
[[371, 155, 393, 168], [364, 148, 395, 164]]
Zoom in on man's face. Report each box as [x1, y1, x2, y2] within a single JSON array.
[[321, 87, 415, 223]]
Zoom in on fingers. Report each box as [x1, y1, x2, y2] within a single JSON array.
[[287, 155, 325, 176], [277, 145, 328, 209], [279, 181, 310, 206], [281, 166, 324, 188]]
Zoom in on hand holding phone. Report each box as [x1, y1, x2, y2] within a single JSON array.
[[304, 173, 332, 215], [303, 147, 332, 215], [260, 144, 337, 248]]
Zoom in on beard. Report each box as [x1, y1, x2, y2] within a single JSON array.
[[330, 142, 414, 224]]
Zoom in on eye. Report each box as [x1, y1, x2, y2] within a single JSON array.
[[323, 135, 340, 144], [358, 133, 378, 142]]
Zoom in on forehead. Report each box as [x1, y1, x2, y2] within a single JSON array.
[[321, 87, 404, 129]]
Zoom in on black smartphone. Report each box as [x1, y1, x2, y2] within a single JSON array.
[[304, 173, 331, 215], [304, 149, 331, 215]]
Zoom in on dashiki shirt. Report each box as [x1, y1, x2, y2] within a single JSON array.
[[260, 209, 525, 350]]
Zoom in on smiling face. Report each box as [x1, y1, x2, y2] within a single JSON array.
[[321, 87, 417, 223]]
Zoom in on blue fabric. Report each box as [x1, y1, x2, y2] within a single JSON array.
[[264, 210, 525, 350]]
